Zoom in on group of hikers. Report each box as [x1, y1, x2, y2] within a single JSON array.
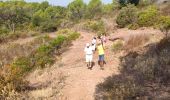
[[84, 35, 107, 70]]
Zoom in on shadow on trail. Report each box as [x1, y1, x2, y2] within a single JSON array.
[[95, 38, 170, 100]]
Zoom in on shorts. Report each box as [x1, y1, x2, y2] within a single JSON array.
[[99, 54, 104, 61], [86, 54, 93, 62]]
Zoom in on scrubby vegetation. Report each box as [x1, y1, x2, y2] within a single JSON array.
[[0, 0, 170, 99], [138, 6, 159, 27], [116, 4, 138, 28], [95, 1, 170, 98], [159, 16, 170, 36], [84, 20, 106, 35], [0, 1, 66, 43], [116, 3, 170, 31], [0, 30, 80, 99], [0, 35, 51, 68], [94, 1, 170, 99], [95, 37, 170, 100], [111, 40, 124, 52], [1, 0, 168, 42]]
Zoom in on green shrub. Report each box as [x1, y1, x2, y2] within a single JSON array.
[[0, 26, 10, 34], [84, 20, 106, 35], [158, 16, 170, 36], [30, 33, 80, 69], [102, 4, 114, 14], [50, 35, 67, 47], [138, 6, 159, 27], [39, 20, 58, 32], [56, 29, 80, 41], [111, 40, 124, 52], [33, 53, 54, 68], [67, 32, 80, 41], [56, 29, 71, 35], [37, 45, 52, 54], [11, 57, 32, 75], [116, 4, 138, 28], [127, 23, 139, 30], [34, 35, 66, 68]]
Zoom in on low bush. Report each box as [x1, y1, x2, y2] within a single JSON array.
[[67, 32, 80, 41], [39, 21, 59, 32], [56, 29, 80, 41], [0, 65, 27, 99], [11, 34, 70, 70], [158, 16, 170, 36], [84, 20, 106, 35], [138, 6, 159, 27], [127, 23, 139, 30], [116, 4, 138, 28], [11, 57, 32, 76], [102, 4, 114, 15], [116, 5, 166, 30], [56, 29, 71, 35], [111, 40, 124, 52]]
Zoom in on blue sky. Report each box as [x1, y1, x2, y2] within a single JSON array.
[[25, 0, 113, 6]]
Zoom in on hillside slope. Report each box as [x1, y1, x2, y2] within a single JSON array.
[[25, 28, 163, 99]]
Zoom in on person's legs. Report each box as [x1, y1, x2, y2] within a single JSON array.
[[87, 62, 89, 67], [86, 55, 89, 67], [89, 55, 93, 69], [100, 61, 104, 70], [98, 55, 101, 66], [88, 62, 91, 68], [99, 55, 102, 69], [99, 55, 104, 70], [102, 55, 105, 66]]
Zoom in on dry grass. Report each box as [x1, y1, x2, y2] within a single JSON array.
[[95, 37, 170, 100], [0, 35, 51, 68], [111, 40, 124, 52], [124, 33, 150, 51], [24, 68, 66, 99]]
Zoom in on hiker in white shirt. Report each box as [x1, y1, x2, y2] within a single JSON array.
[[91, 37, 97, 52], [84, 43, 93, 69]]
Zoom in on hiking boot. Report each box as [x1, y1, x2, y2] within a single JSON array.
[[88, 67, 92, 70]]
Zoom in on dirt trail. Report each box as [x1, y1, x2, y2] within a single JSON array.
[[26, 28, 163, 100], [57, 31, 120, 100], [26, 31, 120, 100], [58, 28, 163, 100]]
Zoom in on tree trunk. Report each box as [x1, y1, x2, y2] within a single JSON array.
[[12, 23, 15, 33], [7, 23, 13, 32], [6, 22, 15, 33]]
